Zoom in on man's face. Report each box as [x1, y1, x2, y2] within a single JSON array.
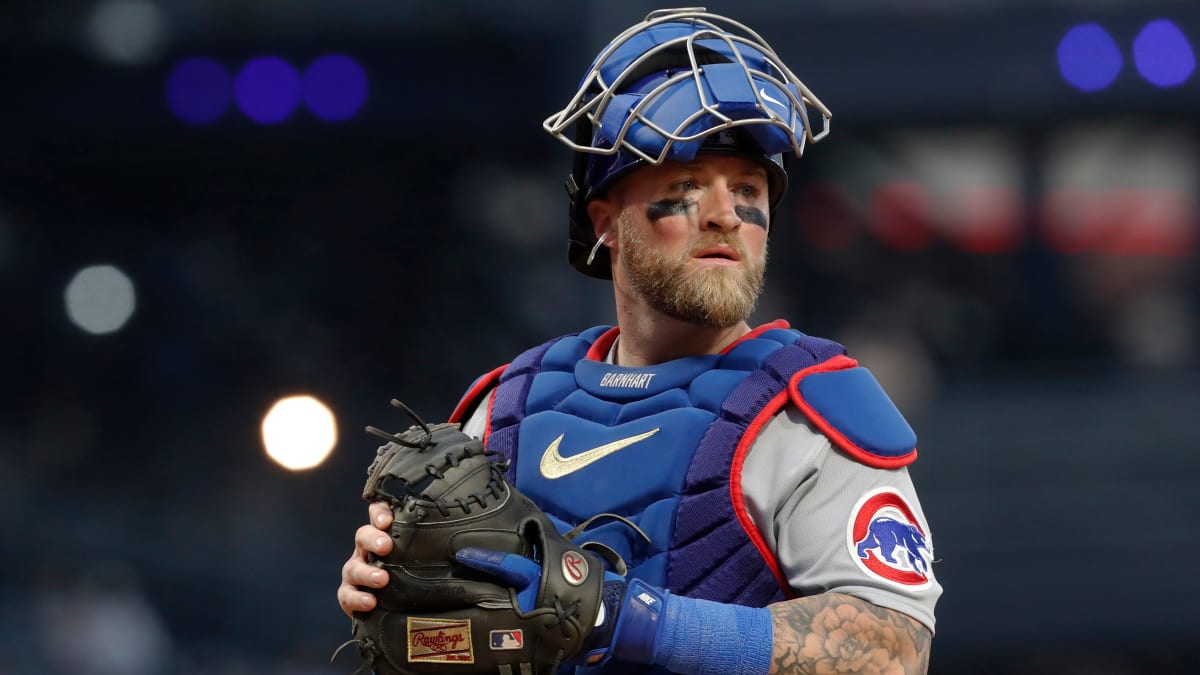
[[606, 154, 772, 328]]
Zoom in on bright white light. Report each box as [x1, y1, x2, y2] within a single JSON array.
[[86, 0, 169, 66], [64, 264, 137, 335], [261, 396, 338, 471]]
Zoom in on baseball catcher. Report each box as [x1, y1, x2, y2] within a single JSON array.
[[338, 400, 659, 675], [337, 6, 941, 674]]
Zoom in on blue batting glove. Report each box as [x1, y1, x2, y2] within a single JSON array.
[[455, 545, 653, 666], [455, 546, 543, 613], [594, 578, 669, 664]]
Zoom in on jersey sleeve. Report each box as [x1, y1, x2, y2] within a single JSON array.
[[459, 386, 494, 440], [739, 407, 942, 632]]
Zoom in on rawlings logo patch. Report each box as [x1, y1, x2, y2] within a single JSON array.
[[847, 488, 933, 588], [561, 550, 588, 586], [407, 617, 474, 664]]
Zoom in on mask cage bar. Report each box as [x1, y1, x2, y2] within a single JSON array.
[[543, 8, 832, 162]]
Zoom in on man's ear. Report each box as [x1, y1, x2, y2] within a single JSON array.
[[586, 196, 618, 251]]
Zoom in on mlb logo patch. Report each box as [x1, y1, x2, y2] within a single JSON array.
[[489, 629, 523, 651]]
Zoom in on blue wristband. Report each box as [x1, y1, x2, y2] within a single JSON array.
[[654, 593, 773, 675], [607, 579, 772, 675]]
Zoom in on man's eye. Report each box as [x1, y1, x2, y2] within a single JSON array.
[[738, 184, 762, 197], [674, 179, 697, 192]]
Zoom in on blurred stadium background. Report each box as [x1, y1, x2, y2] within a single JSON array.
[[3, 0, 1199, 673]]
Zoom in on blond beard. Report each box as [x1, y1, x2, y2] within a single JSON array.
[[620, 214, 767, 328]]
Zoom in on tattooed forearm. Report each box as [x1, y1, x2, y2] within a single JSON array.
[[768, 593, 931, 675]]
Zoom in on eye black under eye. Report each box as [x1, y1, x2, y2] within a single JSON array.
[[735, 205, 768, 229], [646, 198, 694, 221]]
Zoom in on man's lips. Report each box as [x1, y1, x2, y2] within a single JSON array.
[[692, 244, 742, 263]]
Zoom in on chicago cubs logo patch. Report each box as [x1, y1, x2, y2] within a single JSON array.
[[847, 488, 933, 588]]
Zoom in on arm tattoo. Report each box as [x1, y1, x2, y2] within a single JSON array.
[[768, 593, 931, 675]]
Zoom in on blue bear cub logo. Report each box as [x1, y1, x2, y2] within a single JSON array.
[[855, 516, 929, 577]]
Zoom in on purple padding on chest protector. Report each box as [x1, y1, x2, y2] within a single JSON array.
[[488, 337, 564, 477], [672, 530, 785, 606], [667, 339, 846, 603], [681, 418, 743, 491], [671, 519, 751, 588]]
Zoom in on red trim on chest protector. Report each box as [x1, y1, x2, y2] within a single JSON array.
[[787, 356, 918, 469], [730, 387, 794, 597], [722, 319, 790, 352], [448, 364, 507, 425], [729, 353, 853, 597], [585, 327, 621, 361]]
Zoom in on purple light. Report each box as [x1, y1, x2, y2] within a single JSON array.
[[302, 54, 369, 122], [166, 57, 231, 125], [1057, 23, 1123, 92], [235, 56, 301, 124], [1133, 19, 1196, 88]]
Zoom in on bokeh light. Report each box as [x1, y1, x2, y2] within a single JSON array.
[[64, 264, 137, 335], [261, 395, 338, 470], [166, 56, 231, 125], [795, 182, 860, 252], [235, 56, 301, 125], [1057, 23, 1123, 92], [86, 0, 169, 65], [1133, 19, 1196, 88], [946, 185, 1024, 254], [302, 54, 369, 122], [869, 181, 934, 252]]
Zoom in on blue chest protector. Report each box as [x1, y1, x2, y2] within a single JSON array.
[[450, 321, 917, 607]]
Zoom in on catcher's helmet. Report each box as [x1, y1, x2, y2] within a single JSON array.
[[544, 6, 832, 279]]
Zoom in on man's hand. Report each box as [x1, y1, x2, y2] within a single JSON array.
[[336, 501, 393, 616]]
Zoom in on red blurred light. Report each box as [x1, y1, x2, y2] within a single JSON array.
[[1042, 187, 1196, 256], [869, 181, 935, 252], [947, 185, 1025, 254], [795, 182, 860, 252]]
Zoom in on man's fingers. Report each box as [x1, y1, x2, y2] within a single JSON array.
[[337, 582, 378, 617], [369, 501, 392, 529], [355, 524, 393, 556], [344, 559, 389, 588], [338, 503, 395, 618]]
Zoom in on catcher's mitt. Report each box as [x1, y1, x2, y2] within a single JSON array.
[[339, 399, 610, 675]]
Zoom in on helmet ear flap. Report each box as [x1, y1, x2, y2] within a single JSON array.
[[567, 121, 613, 280]]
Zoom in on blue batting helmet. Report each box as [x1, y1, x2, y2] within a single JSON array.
[[544, 7, 832, 279]]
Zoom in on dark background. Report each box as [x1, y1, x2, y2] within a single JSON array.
[[3, 1, 1199, 673]]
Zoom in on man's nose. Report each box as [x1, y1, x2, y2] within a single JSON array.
[[701, 182, 742, 232]]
